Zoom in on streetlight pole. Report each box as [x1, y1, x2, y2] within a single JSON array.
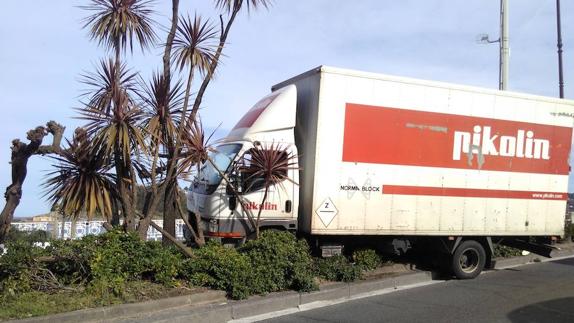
[[500, 0, 509, 91], [476, 0, 509, 91], [556, 0, 564, 99]]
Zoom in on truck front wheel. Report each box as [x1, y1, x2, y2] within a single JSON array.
[[451, 240, 486, 279]]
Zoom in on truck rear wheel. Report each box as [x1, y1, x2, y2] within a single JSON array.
[[451, 240, 486, 279]]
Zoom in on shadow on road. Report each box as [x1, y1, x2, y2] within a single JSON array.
[[550, 257, 574, 267], [507, 297, 574, 323]]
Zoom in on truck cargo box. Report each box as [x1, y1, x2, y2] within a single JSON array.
[[272, 66, 574, 237]]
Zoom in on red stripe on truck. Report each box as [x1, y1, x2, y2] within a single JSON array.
[[232, 92, 281, 130], [342, 103, 572, 175], [383, 185, 568, 200], [233, 106, 266, 129]]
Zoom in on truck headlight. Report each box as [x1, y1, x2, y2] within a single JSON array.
[[209, 219, 218, 232]]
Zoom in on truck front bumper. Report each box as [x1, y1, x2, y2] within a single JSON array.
[[200, 216, 297, 239]]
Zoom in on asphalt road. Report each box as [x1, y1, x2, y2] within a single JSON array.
[[261, 257, 574, 323]]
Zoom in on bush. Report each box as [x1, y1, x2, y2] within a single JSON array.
[[1, 229, 184, 299], [5, 227, 51, 244], [352, 249, 381, 271], [565, 223, 574, 241], [0, 238, 52, 295], [240, 230, 317, 294], [143, 242, 182, 286], [180, 231, 318, 299], [181, 241, 252, 299], [85, 230, 182, 295], [314, 255, 362, 282]]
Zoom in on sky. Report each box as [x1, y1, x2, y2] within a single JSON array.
[[1, 0, 573, 217]]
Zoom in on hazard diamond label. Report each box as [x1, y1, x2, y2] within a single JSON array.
[[316, 197, 338, 228]]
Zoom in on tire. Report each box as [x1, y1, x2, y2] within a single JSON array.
[[451, 240, 486, 279]]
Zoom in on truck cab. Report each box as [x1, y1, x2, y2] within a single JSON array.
[[186, 85, 299, 241]]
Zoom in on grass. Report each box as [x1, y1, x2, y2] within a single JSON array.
[[0, 281, 198, 321]]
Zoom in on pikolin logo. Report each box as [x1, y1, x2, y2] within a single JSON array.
[[452, 126, 550, 161]]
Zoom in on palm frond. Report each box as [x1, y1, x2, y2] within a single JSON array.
[[81, 0, 158, 53], [236, 142, 298, 192], [80, 58, 140, 116], [43, 129, 117, 221], [77, 105, 146, 160], [172, 14, 218, 74], [178, 119, 215, 177], [214, 0, 273, 13], [138, 71, 184, 148]]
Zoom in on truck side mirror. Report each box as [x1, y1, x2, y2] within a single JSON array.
[[226, 172, 242, 195], [285, 200, 292, 213], [226, 183, 234, 195], [229, 195, 237, 211]]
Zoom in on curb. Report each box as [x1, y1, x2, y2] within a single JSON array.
[[232, 271, 433, 320], [494, 244, 574, 269], [10, 245, 574, 323], [117, 271, 433, 323], [8, 290, 226, 323]]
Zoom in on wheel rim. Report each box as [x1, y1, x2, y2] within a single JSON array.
[[459, 248, 480, 273]]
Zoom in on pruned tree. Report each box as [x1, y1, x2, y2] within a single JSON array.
[[0, 122, 65, 243]]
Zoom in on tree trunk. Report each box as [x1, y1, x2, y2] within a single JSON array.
[[114, 147, 136, 231], [174, 187, 204, 246], [150, 220, 193, 257], [255, 186, 269, 239], [163, 0, 179, 81], [189, 8, 240, 123], [162, 175, 178, 245], [154, 0, 181, 244], [0, 122, 64, 243]]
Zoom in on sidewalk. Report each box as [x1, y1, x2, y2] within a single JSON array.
[[10, 242, 574, 323]]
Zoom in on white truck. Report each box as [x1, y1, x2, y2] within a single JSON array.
[[187, 66, 574, 278]]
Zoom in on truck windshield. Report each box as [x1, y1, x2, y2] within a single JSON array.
[[193, 144, 242, 195]]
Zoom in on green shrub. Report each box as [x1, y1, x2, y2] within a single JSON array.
[[0, 240, 51, 294], [142, 242, 182, 287], [47, 235, 99, 285], [5, 227, 51, 244], [239, 231, 317, 294], [87, 230, 182, 292], [1, 228, 184, 299], [352, 249, 381, 271], [565, 223, 574, 241], [314, 255, 362, 282], [181, 241, 252, 299]]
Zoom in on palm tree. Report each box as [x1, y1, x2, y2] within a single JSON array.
[[136, 71, 185, 239], [152, 14, 217, 243], [188, 0, 272, 123], [236, 142, 297, 238], [78, 59, 146, 230], [172, 13, 217, 128], [139, 71, 183, 157], [80, 0, 157, 230], [43, 128, 117, 224], [81, 0, 157, 67]]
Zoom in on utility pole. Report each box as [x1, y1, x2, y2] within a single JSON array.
[[556, 0, 565, 98], [499, 0, 509, 90]]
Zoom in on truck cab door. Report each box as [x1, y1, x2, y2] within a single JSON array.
[[236, 146, 297, 231]]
